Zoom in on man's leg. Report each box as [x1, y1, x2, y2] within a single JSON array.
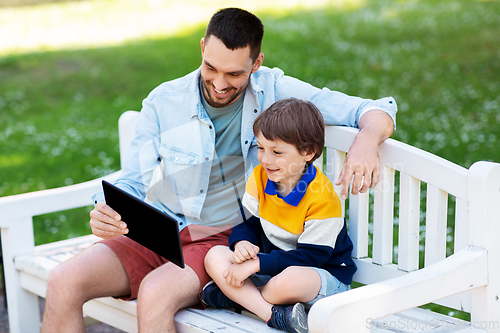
[[41, 243, 131, 333], [136, 262, 200, 332]]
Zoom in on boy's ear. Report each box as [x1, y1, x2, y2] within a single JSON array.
[[304, 150, 316, 162]]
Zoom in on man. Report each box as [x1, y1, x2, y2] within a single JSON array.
[[42, 7, 396, 332]]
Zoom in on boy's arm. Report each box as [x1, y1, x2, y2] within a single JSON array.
[[229, 214, 262, 250], [229, 172, 262, 250]]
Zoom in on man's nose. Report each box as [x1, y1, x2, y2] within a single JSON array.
[[213, 74, 229, 91]]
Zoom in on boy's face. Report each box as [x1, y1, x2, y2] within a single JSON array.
[[200, 36, 263, 108], [256, 134, 315, 191]]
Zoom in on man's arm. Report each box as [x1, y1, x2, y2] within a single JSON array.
[[335, 110, 394, 200]]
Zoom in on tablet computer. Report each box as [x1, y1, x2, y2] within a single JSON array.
[[102, 180, 184, 268]]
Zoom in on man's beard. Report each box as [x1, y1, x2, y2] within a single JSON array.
[[201, 77, 249, 108]]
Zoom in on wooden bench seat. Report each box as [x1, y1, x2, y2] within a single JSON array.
[[1, 110, 499, 332], [13, 235, 477, 333]]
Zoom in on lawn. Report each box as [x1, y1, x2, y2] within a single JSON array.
[[0, 0, 499, 320]]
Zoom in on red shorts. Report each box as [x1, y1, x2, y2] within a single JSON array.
[[99, 224, 232, 304]]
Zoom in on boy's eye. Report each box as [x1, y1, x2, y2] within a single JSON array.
[[257, 146, 264, 151], [273, 151, 282, 155]]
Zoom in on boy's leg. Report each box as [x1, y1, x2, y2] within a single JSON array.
[[260, 266, 322, 305], [42, 243, 131, 333], [204, 245, 273, 321]]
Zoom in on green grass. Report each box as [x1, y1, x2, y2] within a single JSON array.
[[1, 0, 499, 320]]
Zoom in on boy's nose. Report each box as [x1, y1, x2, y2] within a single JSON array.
[[260, 152, 271, 165]]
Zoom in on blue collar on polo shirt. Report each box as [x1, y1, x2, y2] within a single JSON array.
[[264, 163, 317, 207]]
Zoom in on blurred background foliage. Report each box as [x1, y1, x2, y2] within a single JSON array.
[[0, 0, 499, 319]]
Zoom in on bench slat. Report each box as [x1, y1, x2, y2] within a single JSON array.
[[371, 308, 485, 332], [454, 198, 469, 253], [373, 166, 395, 265], [425, 185, 448, 267], [398, 173, 421, 272], [349, 190, 370, 259]]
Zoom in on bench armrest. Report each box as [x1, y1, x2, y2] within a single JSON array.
[[308, 246, 488, 333], [0, 171, 121, 227]]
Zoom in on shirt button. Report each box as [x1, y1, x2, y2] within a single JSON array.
[[245, 140, 248, 144], [254, 109, 258, 113], [180, 222, 183, 226], [209, 125, 213, 129], [205, 157, 209, 161], [200, 189, 204, 193], [175, 157, 179, 161]]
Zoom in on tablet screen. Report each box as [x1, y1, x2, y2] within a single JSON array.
[[102, 180, 184, 268]]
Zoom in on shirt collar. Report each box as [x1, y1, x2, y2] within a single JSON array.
[[264, 163, 317, 207]]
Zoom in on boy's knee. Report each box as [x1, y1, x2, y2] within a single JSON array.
[[204, 245, 228, 270], [267, 267, 306, 293]]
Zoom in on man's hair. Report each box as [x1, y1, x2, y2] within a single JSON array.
[[253, 98, 325, 164], [205, 8, 264, 62]]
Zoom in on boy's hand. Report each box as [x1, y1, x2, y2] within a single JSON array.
[[223, 258, 260, 287], [233, 241, 260, 263]]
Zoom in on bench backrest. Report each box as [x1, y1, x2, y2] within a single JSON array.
[[321, 125, 500, 318], [118, 111, 500, 320]]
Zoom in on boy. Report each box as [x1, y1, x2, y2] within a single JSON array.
[[203, 98, 357, 333]]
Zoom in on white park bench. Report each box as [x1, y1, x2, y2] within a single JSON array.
[[0, 110, 499, 332]]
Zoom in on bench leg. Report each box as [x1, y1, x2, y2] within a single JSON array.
[[2, 217, 41, 333]]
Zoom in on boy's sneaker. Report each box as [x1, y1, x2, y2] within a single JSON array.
[[267, 303, 308, 333], [201, 281, 237, 309]]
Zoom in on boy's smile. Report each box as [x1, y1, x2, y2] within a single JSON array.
[[256, 134, 315, 196]]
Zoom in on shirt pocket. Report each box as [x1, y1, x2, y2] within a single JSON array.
[[156, 145, 202, 203], [159, 145, 199, 165]]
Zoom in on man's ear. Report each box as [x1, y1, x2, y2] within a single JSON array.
[[200, 37, 205, 57], [251, 52, 264, 73]]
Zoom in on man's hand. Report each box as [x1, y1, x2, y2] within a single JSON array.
[[223, 258, 260, 287], [89, 202, 129, 239], [233, 240, 260, 264], [335, 110, 394, 200]]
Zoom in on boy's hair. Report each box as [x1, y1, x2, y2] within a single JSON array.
[[205, 8, 264, 62], [253, 98, 325, 164]]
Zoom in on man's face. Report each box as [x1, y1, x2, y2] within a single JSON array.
[[200, 36, 263, 108]]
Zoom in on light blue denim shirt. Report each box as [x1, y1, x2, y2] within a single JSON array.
[[93, 66, 397, 231]]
